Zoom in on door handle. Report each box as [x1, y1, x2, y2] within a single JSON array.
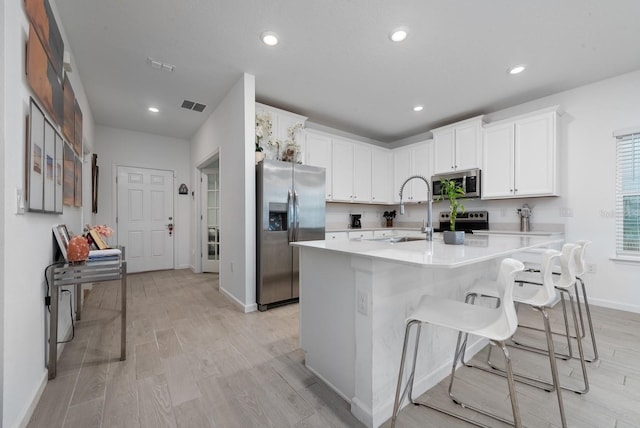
[[287, 190, 293, 243], [167, 223, 174, 236], [293, 191, 300, 241]]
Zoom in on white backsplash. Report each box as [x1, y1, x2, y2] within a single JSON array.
[[326, 197, 566, 233]]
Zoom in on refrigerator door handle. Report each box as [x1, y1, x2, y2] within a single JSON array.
[[287, 189, 294, 243], [293, 190, 300, 241]]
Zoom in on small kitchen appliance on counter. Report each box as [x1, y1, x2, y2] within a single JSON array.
[[438, 210, 489, 233], [517, 204, 532, 232], [350, 214, 362, 229]]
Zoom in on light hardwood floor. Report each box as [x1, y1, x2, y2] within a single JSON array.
[[28, 269, 640, 427]]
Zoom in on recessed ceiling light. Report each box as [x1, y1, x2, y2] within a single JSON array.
[[390, 28, 408, 42], [413, 105, 424, 112], [261, 31, 279, 46], [508, 65, 526, 75], [148, 107, 159, 113]]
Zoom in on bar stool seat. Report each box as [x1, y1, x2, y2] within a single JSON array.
[[391, 258, 525, 428]]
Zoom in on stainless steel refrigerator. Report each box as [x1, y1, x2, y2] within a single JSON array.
[[256, 159, 326, 311]]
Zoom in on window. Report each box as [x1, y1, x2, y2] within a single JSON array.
[[615, 130, 640, 256]]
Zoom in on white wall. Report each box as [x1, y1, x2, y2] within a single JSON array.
[[94, 126, 191, 269], [2, 1, 95, 426], [190, 73, 256, 311], [1, 0, 6, 422]]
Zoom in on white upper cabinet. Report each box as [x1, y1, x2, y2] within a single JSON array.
[[332, 139, 372, 203], [482, 106, 559, 199], [392, 140, 433, 203], [432, 116, 484, 174], [371, 148, 392, 203], [305, 130, 333, 200]]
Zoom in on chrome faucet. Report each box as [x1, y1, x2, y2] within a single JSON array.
[[398, 175, 433, 241]]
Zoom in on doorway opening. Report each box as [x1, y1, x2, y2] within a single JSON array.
[[199, 156, 219, 273]]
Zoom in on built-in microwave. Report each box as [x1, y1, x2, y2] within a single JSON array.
[[431, 169, 481, 198]]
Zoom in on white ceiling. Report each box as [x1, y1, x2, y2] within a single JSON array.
[[53, 0, 640, 143]]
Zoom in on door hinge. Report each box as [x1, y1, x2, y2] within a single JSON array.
[[115, 216, 118, 223]]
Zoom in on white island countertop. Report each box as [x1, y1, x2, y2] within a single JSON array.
[[292, 232, 562, 269]]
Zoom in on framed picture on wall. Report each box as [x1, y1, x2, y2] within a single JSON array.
[[54, 132, 64, 213], [63, 141, 75, 206], [43, 119, 55, 212], [74, 155, 82, 207], [27, 98, 45, 211]]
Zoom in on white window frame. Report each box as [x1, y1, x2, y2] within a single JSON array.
[[614, 127, 640, 259]]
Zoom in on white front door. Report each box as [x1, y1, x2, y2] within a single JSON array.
[[201, 169, 220, 273], [116, 166, 174, 273]]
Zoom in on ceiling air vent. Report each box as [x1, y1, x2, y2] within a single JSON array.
[[181, 100, 206, 112]]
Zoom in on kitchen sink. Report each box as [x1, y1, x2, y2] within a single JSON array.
[[364, 235, 427, 243]]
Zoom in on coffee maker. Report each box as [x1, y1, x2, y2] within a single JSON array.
[[350, 214, 362, 229]]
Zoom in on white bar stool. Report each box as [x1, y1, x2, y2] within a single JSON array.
[[391, 258, 525, 428], [520, 240, 597, 362], [461, 249, 568, 427], [511, 243, 589, 395]]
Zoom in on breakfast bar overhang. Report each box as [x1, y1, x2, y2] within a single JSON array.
[[291, 233, 563, 428]]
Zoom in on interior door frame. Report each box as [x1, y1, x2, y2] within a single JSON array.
[[201, 167, 220, 273], [195, 150, 220, 273]]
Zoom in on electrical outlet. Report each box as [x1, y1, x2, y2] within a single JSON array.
[[357, 290, 369, 315], [559, 207, 573, 217], [586, 263, 597, 273]]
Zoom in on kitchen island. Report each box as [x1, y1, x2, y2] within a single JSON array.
[[291, 233, 562, 428]]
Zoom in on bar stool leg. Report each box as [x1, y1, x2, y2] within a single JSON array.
[[392, 320, 421, 427]]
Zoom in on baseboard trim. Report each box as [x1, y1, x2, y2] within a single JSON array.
[[218, 285, 257, 313], [589, 298, 640, 314], [17, 370, 47, 428]]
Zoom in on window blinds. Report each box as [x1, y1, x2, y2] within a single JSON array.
[[616, 132, 640, 256]]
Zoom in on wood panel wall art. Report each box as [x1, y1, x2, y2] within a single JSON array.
[[74, 100, 83, 155], [63, 74, 75, 143], [27, 24, 63, 126], [63, 142, 75, 206], [25, 0, 64, 77], [74, 156, 82, 207]]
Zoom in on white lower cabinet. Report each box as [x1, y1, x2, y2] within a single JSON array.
[[325, 232, 348, 241], [482, 107, 559, 199], [348, 230, 374, 240]]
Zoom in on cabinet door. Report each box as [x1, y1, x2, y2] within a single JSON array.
[[331, 139, 354, 201], [514, 113, 556, 196], [433, 129, 455, 174], [371, 149, 391, 203], [411, 143, 431, 202], [306, 132, 333, 199], [353, 144, 372, 202], [393, 147, 411, 203], [455, 121, 481, 171], [482, 123, 515, 199]]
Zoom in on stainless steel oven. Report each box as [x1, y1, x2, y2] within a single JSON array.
[[431, 168, 481, 198]]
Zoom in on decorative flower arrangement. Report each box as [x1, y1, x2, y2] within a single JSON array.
[[383, 210, 396, 221], [255, 110, 305, 162], [255, 111, 274, 152], [92, 224, 114, 237], [282, 122, 304, 163], [84, 224, 114, 249], [383, 210, 396, 227]]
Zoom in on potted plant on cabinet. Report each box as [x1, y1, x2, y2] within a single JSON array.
[[439, 179, 466, 245]]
